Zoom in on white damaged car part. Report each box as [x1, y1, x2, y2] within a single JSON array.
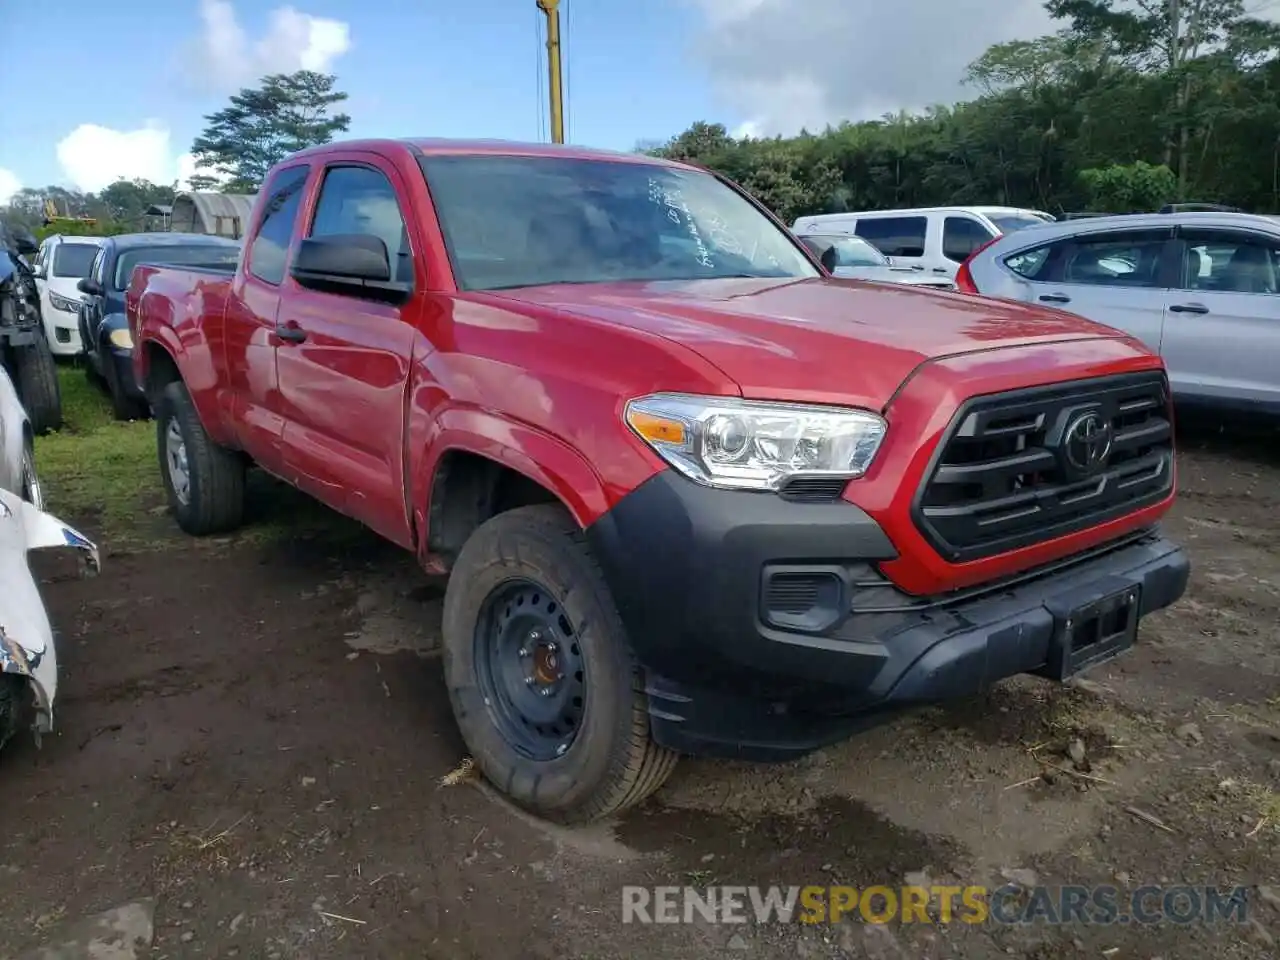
[[0, 487, 99, 751]]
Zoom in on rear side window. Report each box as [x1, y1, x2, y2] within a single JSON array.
[[942, 217, 994, 262], [854, 216, 927, 258], [1006, 229, 1170, 287], [249, 166, 310, 285]]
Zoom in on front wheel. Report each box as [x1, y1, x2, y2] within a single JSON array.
[[442, 504, 677, 823], [154, 380, 246, 535], [13, 337, 62, 435], [103, 349, 149, 421]]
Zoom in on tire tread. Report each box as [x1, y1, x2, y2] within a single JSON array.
[[445, 504, 676, 822], [157, 381, 245, 535]]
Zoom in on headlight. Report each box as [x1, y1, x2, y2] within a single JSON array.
[[108, 328, 133, 349], [48, 292, 81, 313], [624, 393, 887, 491]]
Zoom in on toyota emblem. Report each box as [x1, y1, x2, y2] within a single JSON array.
[[1063, 412, 1113, 473]]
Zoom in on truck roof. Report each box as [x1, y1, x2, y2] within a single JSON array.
[[285, 137, 689, 169]]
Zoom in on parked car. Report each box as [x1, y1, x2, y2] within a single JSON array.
[[791, 206, 1049, 279], [954, 211, 1280, 415], [0, 224, 61, 434], [129, 138, 1188, 822], [0, 487, 100, 753], [30, 234, 105, 356], [0, 363, 42, 508], [79, 233, 242, 420], [794, 233, 955, 289]]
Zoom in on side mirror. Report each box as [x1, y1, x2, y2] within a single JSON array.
[[31, 262, 45, 279], [77, 278, 102, 296], [291, 235, 410, 304], [13, 234, 38, 257]]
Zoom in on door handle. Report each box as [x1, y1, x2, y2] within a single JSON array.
[[932, 267, 949, 273], [274, 322, 307, 343], [1039, 294, 1071, 303], [1169, 302, 1208, 314]]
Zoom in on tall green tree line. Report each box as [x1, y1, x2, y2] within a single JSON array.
[[648, 0, 1280, 223]]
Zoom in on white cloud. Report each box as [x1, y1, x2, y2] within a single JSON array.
[[688, 0, 1055, 136], [0, 168, 19, 205], [193, 0, 351, 90], [55, 123, 217, 193]]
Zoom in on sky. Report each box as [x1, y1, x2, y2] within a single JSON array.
[[0, 0, 1064, 204]]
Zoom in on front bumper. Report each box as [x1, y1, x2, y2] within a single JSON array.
[[109, 347, 146, 400], [45, 315, 83, 355], [586, 471, 1190, 761]]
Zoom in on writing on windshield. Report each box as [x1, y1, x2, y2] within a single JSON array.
[[419, 153, 818, 291]]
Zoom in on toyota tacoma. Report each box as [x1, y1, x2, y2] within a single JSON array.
[[127, 139, 1190, 822]]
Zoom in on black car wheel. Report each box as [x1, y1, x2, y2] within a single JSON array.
[[13, 337, 62, 434], [442, 504, 677, 823], [102, 346, 149, 421], [154, 380, 246, 535]]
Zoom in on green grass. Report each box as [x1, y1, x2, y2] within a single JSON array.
[[33, 363, 370, 552], [34, 364, 159, 544]]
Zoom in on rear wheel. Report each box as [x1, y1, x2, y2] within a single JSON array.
[[442, 504, 677, 823], [155, 380, 245, 535], [13, 337, 62, 435]]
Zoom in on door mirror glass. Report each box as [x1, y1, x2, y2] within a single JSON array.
[[77, 277, 102, 296]]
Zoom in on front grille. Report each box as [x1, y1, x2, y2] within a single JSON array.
[[913, 372, 1173, 562]]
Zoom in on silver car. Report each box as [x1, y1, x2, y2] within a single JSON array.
[[797, 234, 956, 290], [957, 211, 1280, 414]]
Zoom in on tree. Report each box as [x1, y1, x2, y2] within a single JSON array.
[[1080, 160, 1178, 210], [189, 71, 352, 193], [97, 179, 176, 226]]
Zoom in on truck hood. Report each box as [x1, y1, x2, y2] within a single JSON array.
[[504, 277, 1128, 409]]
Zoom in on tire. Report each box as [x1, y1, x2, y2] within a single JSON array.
[[20, 436, 43, 510], [442, 503, 677, 823], [13, 337, 62, 435], [154, 380, 245, 535], [0, 676, 23, 754], [102, 347, 149, 421]]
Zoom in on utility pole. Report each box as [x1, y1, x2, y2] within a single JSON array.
[[535, 0, 565, 143]]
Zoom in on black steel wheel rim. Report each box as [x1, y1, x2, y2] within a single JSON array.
[[473, 578, 586, 762]]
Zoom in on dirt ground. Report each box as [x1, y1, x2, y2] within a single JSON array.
[[2, 425, 1279, 959]]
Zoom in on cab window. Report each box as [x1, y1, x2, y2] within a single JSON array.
[[308, 165, 414, 286]]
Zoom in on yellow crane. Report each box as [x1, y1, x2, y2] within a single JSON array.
[[41, 198, 96, 228], [535, 0, 565, 143]]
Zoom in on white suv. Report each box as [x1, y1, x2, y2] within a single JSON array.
[[31, 234, 105, 356]]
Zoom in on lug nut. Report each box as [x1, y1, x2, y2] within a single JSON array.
[[524, 676, 535, 685], [518, 647, 528, 657], [529, 630, 541, 642]]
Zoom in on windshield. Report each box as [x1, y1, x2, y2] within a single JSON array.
[[802, 234, 888, 268], [113, 244, 240, 291], [418, 154, 819, 291], [52, 243, 100, 278], [990, 215, 1046, 234]]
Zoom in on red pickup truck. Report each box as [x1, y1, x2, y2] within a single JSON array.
[[128, 138, 1189, 822]]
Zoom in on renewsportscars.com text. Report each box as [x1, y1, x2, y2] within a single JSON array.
[[621, 884, 1252, 926]]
